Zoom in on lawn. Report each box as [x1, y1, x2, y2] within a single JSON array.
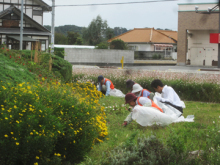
[[79, 96, 220, 164]]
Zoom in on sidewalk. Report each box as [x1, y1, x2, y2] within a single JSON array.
[[134, 60, 177, 65]]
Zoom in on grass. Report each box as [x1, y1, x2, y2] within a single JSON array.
[[79, 96, 220, 164]]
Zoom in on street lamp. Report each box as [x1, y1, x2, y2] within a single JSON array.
[[20, 0, 24, 50]]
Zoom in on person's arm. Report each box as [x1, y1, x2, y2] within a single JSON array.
[[143, 90, 151, 98], [156, 88, 175, 104], [105, 81, 111, 96], [98, 83, 101, 91]]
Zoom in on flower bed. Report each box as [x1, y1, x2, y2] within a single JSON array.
[[0, 81, 107, 164], [72, 68, 220, 103]]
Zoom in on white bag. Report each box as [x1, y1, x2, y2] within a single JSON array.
[[132, 105, 176, 126], [109, 88, 125, 98]]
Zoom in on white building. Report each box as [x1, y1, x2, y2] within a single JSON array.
[[0, 0, 51, 51]]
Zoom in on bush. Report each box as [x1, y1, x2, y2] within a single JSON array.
[[54, 48, 65, 59], [0, 48, 72, 83], [72, 69, 220, 103], [96, 42, 108, 49], [0, 81, 107, 164], [99, 134, 198, 165], [110, 39, 127, 50], [0, 53, 36, 84]]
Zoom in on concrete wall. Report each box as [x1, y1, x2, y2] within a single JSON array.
[[64, 48, 134, 65], [177, 3, 218, 66]]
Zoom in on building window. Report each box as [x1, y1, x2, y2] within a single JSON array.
[[40, 40, 46, 51], [128, 46, 137, 50], [33, 10, 43, 16]]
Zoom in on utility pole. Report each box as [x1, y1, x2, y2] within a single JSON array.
[[51, 0, 55, 54], [20, 0, 24, 50]]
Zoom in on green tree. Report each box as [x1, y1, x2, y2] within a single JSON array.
[[55, 32, 68, 45], [83, 15, 111, 45], [95, 42, 108, 49], [67, 31, 81, 45], [110, 39, 127, 50], [75, 37, 83, 45]]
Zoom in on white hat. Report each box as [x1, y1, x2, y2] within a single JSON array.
[[131, 84, 143, 93]]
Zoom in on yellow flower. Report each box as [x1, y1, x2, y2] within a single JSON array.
[[5, 117, 8, 120], [34, 163, 38, 165], [14, 105, 17, 109], [36, 156, 39, 159], [11, 132, 13, 135], [4, 134, 8, 138], [56, 153, 61, 157], [30, 132, 33, 135], [16, 142, 19, 145]]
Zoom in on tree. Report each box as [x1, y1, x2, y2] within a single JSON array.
[[83, 15, 111, 45], [95, 42, 108, 49], [110, 39, 127, 50], [55, 32, 68, 45], [67, 31, 80, 45]]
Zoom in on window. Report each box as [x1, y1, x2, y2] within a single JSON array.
[[33, 10, 43, 16], [40, 40, 46, 51]]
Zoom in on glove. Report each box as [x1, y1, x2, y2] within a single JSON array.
[[154, 96, 162, 102]]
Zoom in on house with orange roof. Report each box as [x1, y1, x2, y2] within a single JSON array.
[[108, 28, 178, 60]]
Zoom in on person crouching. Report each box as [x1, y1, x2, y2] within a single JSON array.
[[123, 93, 163, 126], [98, 75, 114, 96]]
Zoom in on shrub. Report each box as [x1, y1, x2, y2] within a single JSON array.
[[96, 42, 108, 49], [72, 69, 220, 103], [110, 39, 127, 50], [0, 81, 107, 164], [99, 134, 198, 165], [0, 53, 36, 84], [152, 54, 158, 59], [0, 48, 72, 83], [54, 48, 65, 59]]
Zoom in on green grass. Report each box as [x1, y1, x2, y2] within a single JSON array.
[[79, 96, 220, 164]]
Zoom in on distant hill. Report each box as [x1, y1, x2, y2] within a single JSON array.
[[44, 25, 129, 37]]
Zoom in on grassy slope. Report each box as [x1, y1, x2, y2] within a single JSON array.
[[79, 96, 220, 164]]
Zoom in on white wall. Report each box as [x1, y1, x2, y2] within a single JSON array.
[[188, 30, 218, 66], [128, 43, 152, 51], [64, 49, 134, 64]]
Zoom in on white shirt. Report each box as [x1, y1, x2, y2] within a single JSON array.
[[136, 97, 152, 107], [161, 85, 185, 108]]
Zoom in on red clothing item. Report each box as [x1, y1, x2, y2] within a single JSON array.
[[103, 78, 114, 89]]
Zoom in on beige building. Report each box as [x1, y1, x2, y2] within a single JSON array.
[[177, 2, 219, 66]]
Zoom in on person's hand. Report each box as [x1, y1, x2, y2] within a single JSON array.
[[154, 96, 162, 102], [125, 107, 131, 112], [122, 121, 128, 126]]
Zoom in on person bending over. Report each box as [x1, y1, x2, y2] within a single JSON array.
[[123, 93, 163, 126], [131, 83, 154, 100], [98, 75, 114, 96], [151, 79, 185, 113]]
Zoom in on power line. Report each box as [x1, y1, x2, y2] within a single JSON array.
[[53, 0, 177, 7]]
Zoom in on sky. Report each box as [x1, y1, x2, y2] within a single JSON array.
[[43, 0, 218, 31]]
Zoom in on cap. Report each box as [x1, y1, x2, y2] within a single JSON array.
[[126, 79, 135, 88], [98, 75, 104, 82], [125, 93, 137, 104]]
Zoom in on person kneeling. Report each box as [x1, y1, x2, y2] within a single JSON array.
[[123, 93, 163, 126], [151, 79, 185, 114]]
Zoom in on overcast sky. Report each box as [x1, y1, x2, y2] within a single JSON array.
[[43, 0, 218, 31]]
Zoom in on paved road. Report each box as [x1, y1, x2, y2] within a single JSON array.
[[124, 65, 220, 74]]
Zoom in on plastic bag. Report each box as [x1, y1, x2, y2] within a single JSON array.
[[109, 88, 125, 98], [132, 105, 176, 126]]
